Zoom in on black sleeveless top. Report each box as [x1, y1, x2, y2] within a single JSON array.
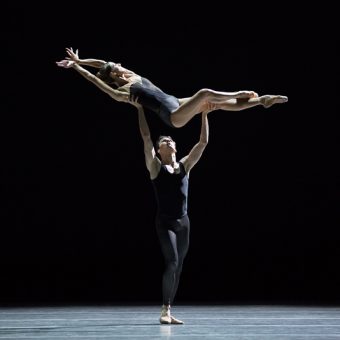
[[129, 77, 179, 128], [151, 162, 189, 219]]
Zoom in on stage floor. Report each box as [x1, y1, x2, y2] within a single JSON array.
[[1, 305, 340, 339]]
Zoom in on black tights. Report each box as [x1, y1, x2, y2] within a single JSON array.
[[156, 214, 190, 306]]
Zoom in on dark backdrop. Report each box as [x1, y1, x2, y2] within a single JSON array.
[[2, 2, 339, 305]]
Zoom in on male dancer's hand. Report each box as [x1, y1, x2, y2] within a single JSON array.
[[130, 95, 142, 109]]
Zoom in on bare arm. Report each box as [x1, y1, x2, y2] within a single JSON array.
[[56, 59, 129, 103], [78, 58, 107, 68], [181, 112, 209, 173], [72, 64, 128, 102], [65, 48, 107, 68], [136, 104, 160, 179]]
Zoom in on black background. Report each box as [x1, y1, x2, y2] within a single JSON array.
[[2, 2, 339, 306]]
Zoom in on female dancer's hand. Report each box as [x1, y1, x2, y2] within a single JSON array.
[[56, 59, 76, 68], [65, 47, 79, 63]]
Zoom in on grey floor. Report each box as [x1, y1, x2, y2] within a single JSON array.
[[0, 305, 340, 339]]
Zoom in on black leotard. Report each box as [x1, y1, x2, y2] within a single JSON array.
[[129, 77, 179, 128]]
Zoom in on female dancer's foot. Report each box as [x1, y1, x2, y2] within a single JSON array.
[[261, 95, 288, 108], [160, 305, 184, 324]]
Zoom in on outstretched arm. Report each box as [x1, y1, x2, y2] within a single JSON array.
[[56, 60, 129, 103], [79, 58, 107, 68], [65, 47, 107, 68], [134, 101, 161, 179], [181, 112, 209, 173]]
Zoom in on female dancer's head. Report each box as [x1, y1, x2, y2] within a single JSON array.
[[96, 62, 122, 86]]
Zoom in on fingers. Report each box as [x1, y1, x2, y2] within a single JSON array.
[[201, 101, 216, 113], [56, 61, 67, 68], [131, 95, 139, 103], [65, 47, 79, 62], [66, 47, 75, 55], [56, 60, 74, 68]]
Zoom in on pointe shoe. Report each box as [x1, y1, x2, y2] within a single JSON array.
[[170, 315, 184, 324], [159, 305, 184, 324], [160, 305, 171, 324], [262, 95, 288, 108]]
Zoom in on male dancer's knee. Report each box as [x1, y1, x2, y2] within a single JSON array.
[[165, 260, 179, 275]]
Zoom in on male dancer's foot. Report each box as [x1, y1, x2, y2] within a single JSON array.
[[261, 95, 288, 108], [160, 305, 184, 324]]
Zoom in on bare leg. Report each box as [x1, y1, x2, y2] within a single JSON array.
[[171, 91, 288, 127], [217, 95, 288, 111], [171, 89, 257, 127]]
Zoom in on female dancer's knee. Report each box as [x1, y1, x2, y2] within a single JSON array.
[[197, 88, 212, 99]]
